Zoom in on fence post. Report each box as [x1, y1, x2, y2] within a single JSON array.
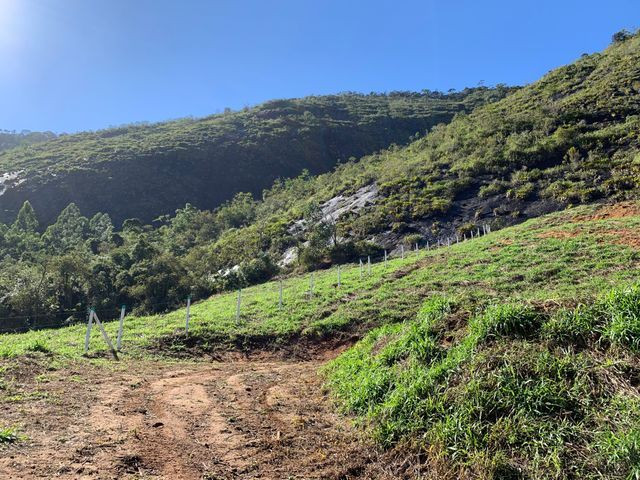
[[337, 265, 341, 287], [471, 230, 474, 239], [384, 250, 387, 268], [236, 289, 242, 321], [84, 308, 94, 354], [415, 242, 418, 252], [185, 296, 191, 335], [447, 238, 451, 247], [92, 311, 118, 360], [360, 259, 363, 278], [116, 304, 126, 351], [401, 244, 405, 259], [456, 234, 459, 244], [279, 280, 283, 309], [427, 241, 430, 251], [310, 272, 315, 297]]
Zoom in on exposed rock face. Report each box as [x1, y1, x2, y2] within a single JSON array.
[[278, 246, 299, 268], [289, 184, 379, 236]]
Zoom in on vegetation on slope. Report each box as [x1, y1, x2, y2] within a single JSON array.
[[0, 130, 55, 153], [0, 88, 508, 226], [2, 202, 640, 478], [2, 202, 639, 357], [1, 32, 639, 333], [325, 289, 640, 478], [185, 30, 640, 277]]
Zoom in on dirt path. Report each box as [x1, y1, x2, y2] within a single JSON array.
[[1, 356, 404, 479]]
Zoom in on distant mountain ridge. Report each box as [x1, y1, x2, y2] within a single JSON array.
[[0, 88, 511, 226], [0, 130, 56, 153]]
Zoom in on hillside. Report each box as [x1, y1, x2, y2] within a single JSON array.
[[0, 34, 638, 337], [0, 130, 56, 153], [201, 32, 640, 276], [0, 89, 510, 226], [2, 202, 640, 478]]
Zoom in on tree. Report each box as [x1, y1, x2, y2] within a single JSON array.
[[88, 213, 114, 243], [612, 29, 633, 43], [216, 192, 257, 229], [13, 201, 39, 233], [43, 203, 89, 253]]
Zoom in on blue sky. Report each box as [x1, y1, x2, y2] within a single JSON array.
[[0, 0, 638, 133]]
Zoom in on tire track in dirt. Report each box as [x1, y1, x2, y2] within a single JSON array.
[[1, 357, 403, 479], [115, 360, 379, 479]]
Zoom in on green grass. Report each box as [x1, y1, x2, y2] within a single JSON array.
[[1, 202, 639, 360], [1, 201, 640, 478], [0, 426, 20, 444], [324, 286, 640, 479]]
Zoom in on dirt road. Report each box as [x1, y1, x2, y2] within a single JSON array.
[[1, 356, 408, 479]]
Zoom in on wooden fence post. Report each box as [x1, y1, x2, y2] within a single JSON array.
[[236, 289, 242, 320]]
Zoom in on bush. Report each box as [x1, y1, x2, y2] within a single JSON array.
[[403, 233, 422, 248]]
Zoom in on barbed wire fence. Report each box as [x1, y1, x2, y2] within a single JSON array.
[[0, 224, 492, 355]]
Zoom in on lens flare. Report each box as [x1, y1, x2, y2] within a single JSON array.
[[0, 0, 21, 50]]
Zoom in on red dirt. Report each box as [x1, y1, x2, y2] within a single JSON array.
[[537, 230, 581, 239], [602, 229, 640, 249], [575, 202, 640, 221], [537, 227, 640, 249], [0, 356, 422, 479]]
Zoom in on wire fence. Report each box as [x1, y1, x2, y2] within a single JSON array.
[[0, 224, 492, 338]]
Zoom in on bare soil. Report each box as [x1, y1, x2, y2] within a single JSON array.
[[575, 202, 640, 221], [0, 354, 419, 479]]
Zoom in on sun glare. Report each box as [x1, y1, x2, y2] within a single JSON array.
[[0, 0, 21, 50]]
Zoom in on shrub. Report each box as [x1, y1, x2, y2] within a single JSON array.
[[403, 233, 422, 248], [478, 180, 509, 198]]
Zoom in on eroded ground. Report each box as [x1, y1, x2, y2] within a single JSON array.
[[0, 354, 414, 479]]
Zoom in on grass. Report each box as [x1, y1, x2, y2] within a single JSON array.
[[0, 426, 20, 444], [1, 201, 640, 478], [324, 286, 640, 479], [1, 201, 639, 360]]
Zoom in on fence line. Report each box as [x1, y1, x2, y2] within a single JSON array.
[[0, 224, 494, 339]]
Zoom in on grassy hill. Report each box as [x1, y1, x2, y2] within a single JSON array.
[[2, 201, 638, 359], [2, 201, 640, 478], [0, 89, 509, 226], [0, 130, 55, 153], [202, 32, 640, 275], [0, 34, 638, 339]]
